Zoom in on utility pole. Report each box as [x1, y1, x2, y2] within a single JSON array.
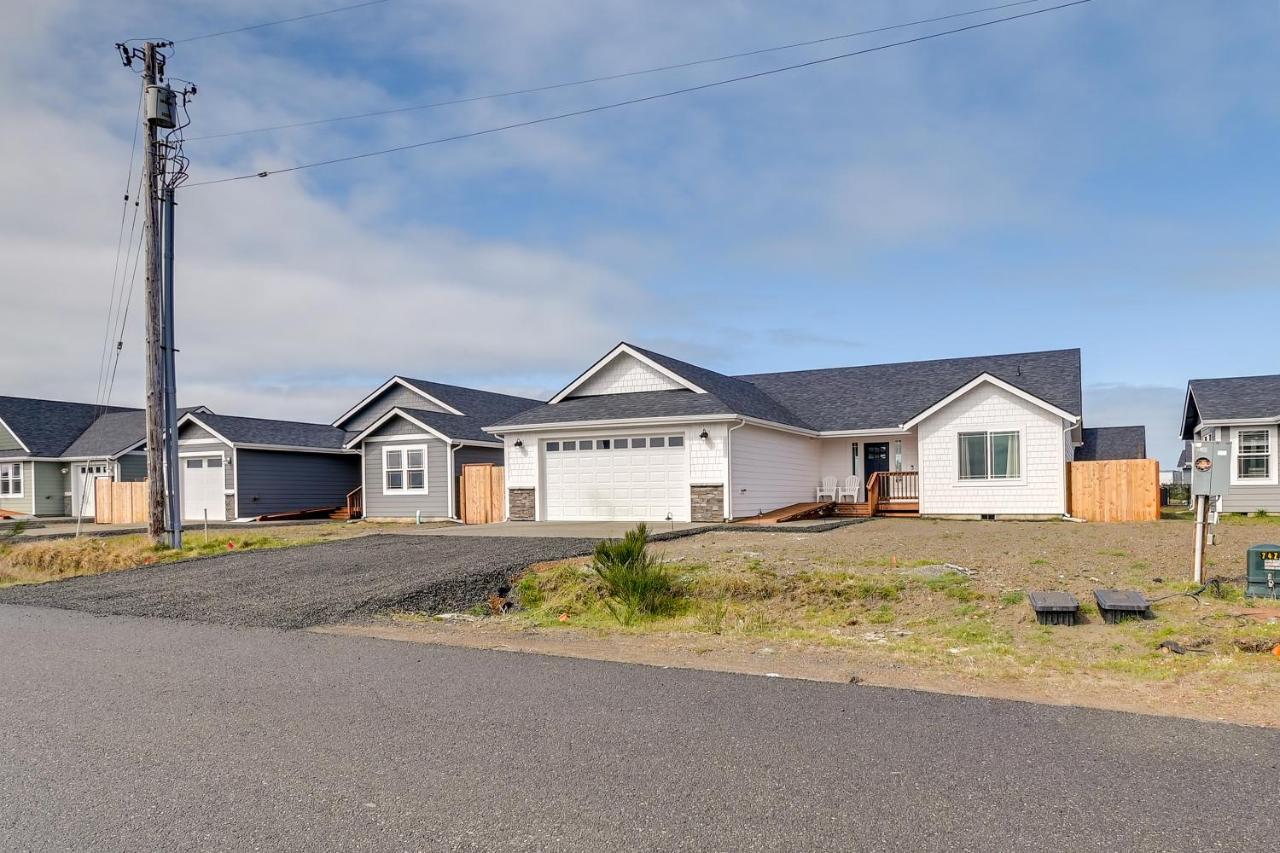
[[162, 186, 182, 549], [141, 42, 167, 543]]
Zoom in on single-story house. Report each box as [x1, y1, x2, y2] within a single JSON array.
[[176, 412, 359, 521], [0, 395, 207, 518], [333, 377, 542, 520], [1181, 374, 1280, 513], [485, 342, 1088, 523], [1075, 426, 1146, 461]]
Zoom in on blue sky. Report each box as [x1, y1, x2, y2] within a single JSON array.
[[2, 1, 1278, 466]]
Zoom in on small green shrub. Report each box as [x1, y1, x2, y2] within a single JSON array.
[[592, 523, 680, 625], [1000, 589, 1025, 606], [924, 573, 980, 602], [696, 599, 729, 634], [867, 604, 895, 624], [1254, 509, 1269, 519], [515, 572, 544, 609]]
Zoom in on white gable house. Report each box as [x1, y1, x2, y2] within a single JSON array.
[[486, 343, 1087, 523]]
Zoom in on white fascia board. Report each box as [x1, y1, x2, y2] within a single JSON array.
[[233, 444, 360, 455], [816, 427, 911, 438], [1179, 386, 1198, 440], [343, 407, 454, 448], [0, 416, 31, 453], [0, 456, 61, 462], [176, 413, 236, 447], [332, 377, 463, 427], [1197, 417, 1280, 427], [900, 373, 1080, 430], [548, 343, 707, 404], [485, 414, 739, 435]]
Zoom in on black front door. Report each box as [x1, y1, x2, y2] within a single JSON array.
[[864, 443, 890, 482]]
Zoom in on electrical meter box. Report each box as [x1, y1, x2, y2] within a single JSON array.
[[1190, 440, 1231, 497], [146, 84, 177, 129], [1246, 544, 1280, 599]]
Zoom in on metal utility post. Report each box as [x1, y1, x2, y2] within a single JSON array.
[[1192, 494, 1207, 584], [140, 42, 167, 543], [162, 186, 182, 549]]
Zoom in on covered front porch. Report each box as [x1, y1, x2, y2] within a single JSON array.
[[739, 433, 920, 525]]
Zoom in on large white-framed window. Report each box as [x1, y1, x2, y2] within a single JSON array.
[[383, 445, 427, 494], [0, 462, 22, 497], [958, 431, 1021, 481], [1237, 429, 1271, 480]]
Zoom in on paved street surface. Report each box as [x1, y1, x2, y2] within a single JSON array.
[[0, 536, 595, 628], [2, 605, 1276, 852]]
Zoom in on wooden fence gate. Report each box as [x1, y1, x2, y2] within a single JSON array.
[[458, 464, 505, 525], [95, 480, 149, 524], [1068, 459, 1160, 522]]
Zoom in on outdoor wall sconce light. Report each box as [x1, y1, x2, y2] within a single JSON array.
[[699, 429, 709, 440], [514, 439, 523, 448]]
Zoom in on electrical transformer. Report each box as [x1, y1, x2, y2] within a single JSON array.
[[146, 84, 177, 129], [1246, 544, 1280, 599]]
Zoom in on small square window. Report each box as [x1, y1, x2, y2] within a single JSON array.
[[386, 470, 403, 490], [185, 458, 202, 469], [562, 441, 576, 451], [631, 438, 647, 448], [546, 441, 560, 452], [598, 439, 610, 449], [406, 449, 424, 469], [579, 440, 594, 451], [668, 436, 684, 447], [650, 436, 666, 448], [408, 469, 425, 490], [615, 438, 629, 449], [206, 458, 223, 468], [386, 450, 403, 469]]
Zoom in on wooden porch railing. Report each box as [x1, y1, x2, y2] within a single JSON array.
[[865, 471, 919, 516], [345, 485, 363, 520]]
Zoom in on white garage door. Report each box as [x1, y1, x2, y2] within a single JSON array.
[[182, 456, 226, 521], [543, 435, 689, 522]]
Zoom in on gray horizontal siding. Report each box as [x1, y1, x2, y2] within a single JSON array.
[[235, 450, 360, 518], [345, 387, 448, 433], [117, 454, 147, 482], [31, 462, 63, 517], [0, 422, 23, 452], [1221, 483, 1280, 514], [363, 437, 450, 519], [179, 421, 226, 444]]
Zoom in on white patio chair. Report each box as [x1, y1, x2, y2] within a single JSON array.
[[816, 476, 838, 502], [839, 475, 860, 503]]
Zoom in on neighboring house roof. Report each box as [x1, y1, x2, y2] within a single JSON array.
[[333, 375, 542, 429], [1177, 441, 1191, 469], [186, 413, 354, 451], [61, 407, 207, 458], [1182, 374, 1280, 438], [0, 396, 134, 457], [1076, 426, 1147, 461], [491, 345, 1083, 433]]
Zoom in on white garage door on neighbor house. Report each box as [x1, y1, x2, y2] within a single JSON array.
[[182, 455, 226, 521], [542, 435, 689, 522]]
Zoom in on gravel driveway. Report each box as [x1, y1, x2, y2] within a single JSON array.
[[0, 535, 596, 629]]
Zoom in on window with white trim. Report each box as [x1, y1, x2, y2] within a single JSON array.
[[383, 446, 427, 493], [1238, 430, 1270, 479], [958, 431, 1020, 480], [0, 462, 22, 497]]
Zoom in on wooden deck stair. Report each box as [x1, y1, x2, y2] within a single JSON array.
[[736, 472, 920, 525], [736, 501, 836, 526]]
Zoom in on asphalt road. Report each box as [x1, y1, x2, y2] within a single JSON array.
[[1, 605, 1276, 852], [0, 535, 597, 628]]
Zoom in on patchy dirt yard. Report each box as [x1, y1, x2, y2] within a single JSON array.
[[0, 522, 369, 587], [346, 517, 1280, 727]]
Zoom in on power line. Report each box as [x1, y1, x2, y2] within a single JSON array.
[[187, 0, 1092, 189], [173, 0, 394, 44], [188, 0, 1049, 143]]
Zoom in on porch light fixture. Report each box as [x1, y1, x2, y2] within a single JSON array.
[[699, 429, 709, 440], [514, 439, 523, 448]]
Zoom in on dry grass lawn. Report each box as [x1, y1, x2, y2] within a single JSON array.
[[0, 523, 368, 587], [371, 517, 1280, 727]]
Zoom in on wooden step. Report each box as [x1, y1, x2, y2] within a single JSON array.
[[736, 501, 835, 525]]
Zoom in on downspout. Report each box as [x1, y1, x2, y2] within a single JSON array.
[[724, 419, 746, 521], [1061, 420, 1078, 520], [447, 441, 458, 522]]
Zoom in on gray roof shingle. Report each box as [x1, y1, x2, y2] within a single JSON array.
[[61, 407, 206, 458], [398, 378, 542, 423], [394, 408, 505, 444], [1184, 375, 1280, 438], [0, 396, 134, 457], [190, 413, 354, 450], [1076, 426, 1147, 461], [491, 346, 1082, 433]]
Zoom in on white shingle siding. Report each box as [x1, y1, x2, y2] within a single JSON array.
[[729, 425, 820, 518], [568, 354, 684, 397], [505, 434, 538, 489], [689, 423, 728, 486], [916, 384, 1068, 516]]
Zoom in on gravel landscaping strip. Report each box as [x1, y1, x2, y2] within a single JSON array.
[[0, 535, 598, 629]]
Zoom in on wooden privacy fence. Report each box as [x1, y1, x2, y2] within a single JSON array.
[[95, 479, 149, 524], [458, 464, 505, 525], [1068, 459, 1160, 522]]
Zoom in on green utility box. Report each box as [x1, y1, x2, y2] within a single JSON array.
[[1246, 545, 1280, 599]]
